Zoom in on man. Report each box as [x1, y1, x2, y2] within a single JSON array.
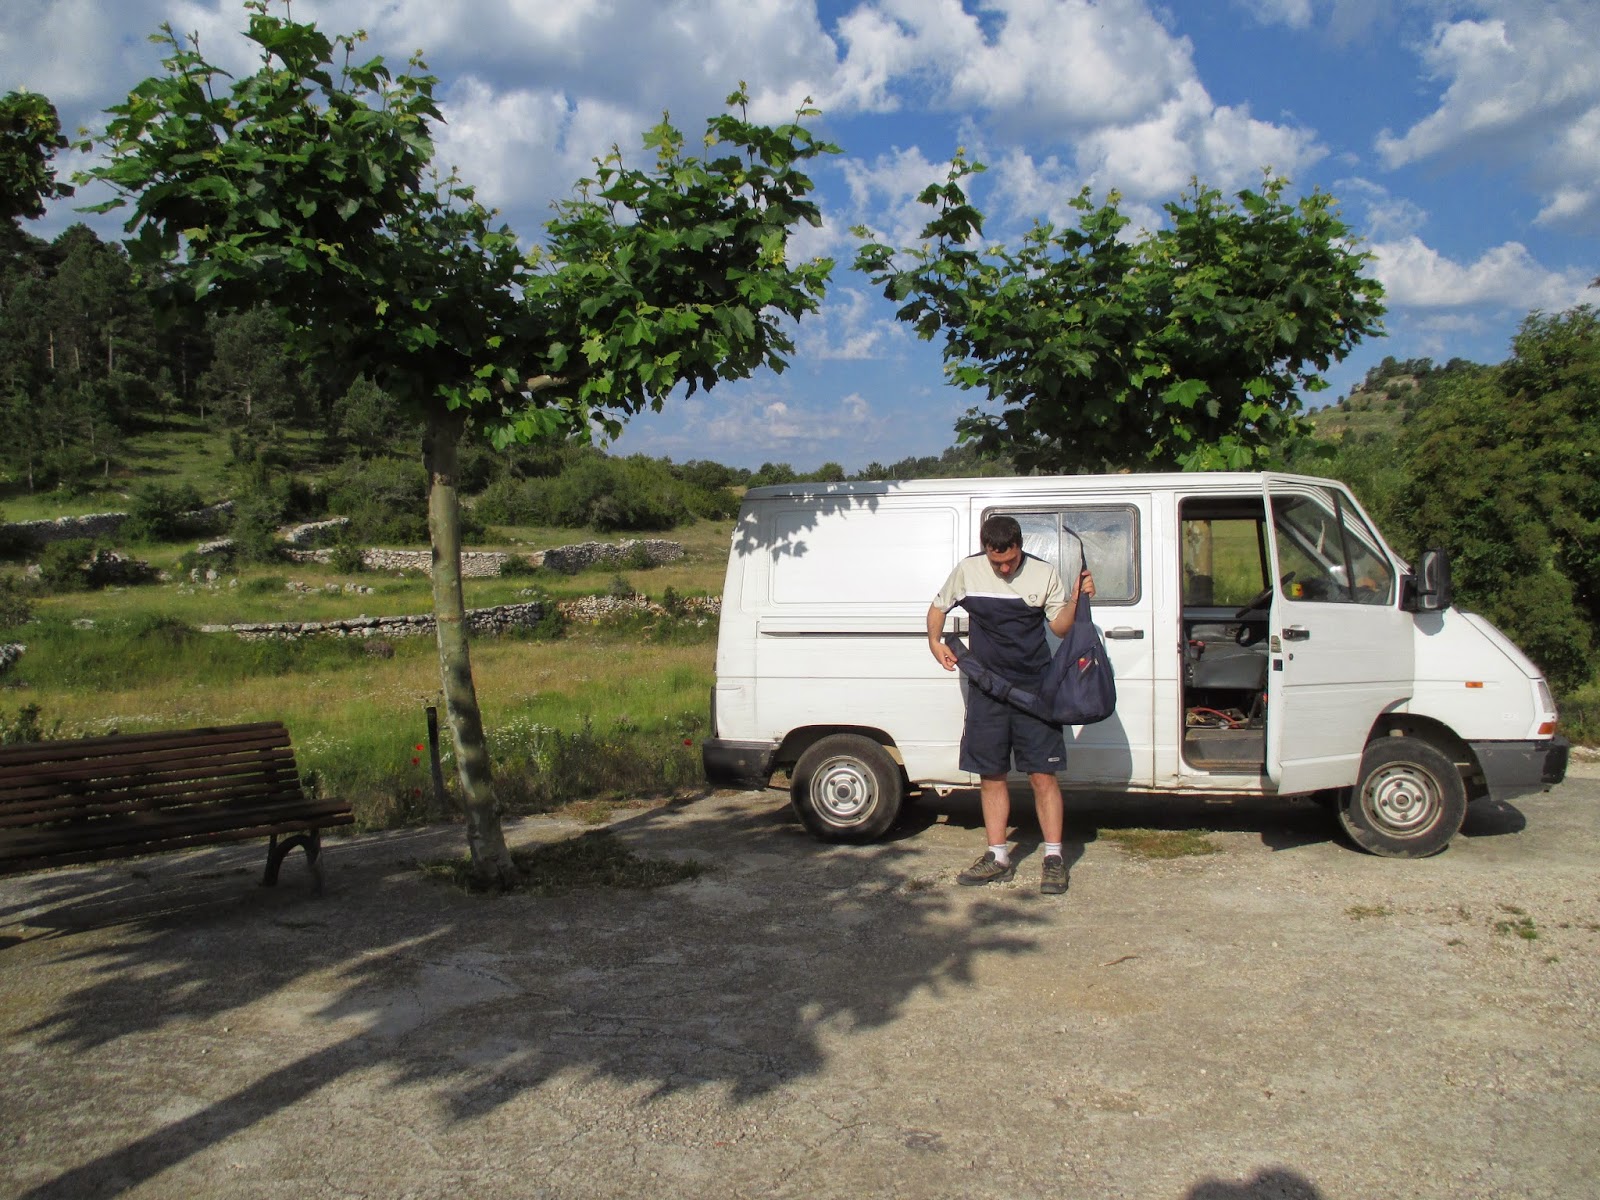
[[927, 515, 1094, 894]]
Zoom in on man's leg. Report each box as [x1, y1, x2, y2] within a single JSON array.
[[980, 774, 1012, 847], [1029, 771, 1064, 844]]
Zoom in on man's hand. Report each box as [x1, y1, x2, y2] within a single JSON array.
[[926, 603, 958, 670], [1081, 569, 1096, 599]]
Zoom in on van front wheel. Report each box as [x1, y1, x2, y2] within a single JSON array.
[[1339, 736, 1467, 858], [790, 735, 903, 842]]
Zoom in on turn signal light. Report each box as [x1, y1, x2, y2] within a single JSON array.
[[1538, 721, 1557, 735], [1464, 681, 1484, 688]]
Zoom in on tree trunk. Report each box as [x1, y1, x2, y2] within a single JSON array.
[[423, 409, 518, 888]]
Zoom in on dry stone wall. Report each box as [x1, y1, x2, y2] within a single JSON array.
[[283, 537, 684, 577], [199, 592, 720, 641], [3, 501, 234, 547]]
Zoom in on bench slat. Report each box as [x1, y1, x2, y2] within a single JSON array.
[[0, 797, 355, 857], [0, 779, 308, 826], [0, 723, 291, 768], [0, 755, 302, 812]]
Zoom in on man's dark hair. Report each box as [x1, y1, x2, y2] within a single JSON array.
[[979, 514, 1022, 553]]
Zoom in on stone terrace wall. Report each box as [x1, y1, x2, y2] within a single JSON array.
[[200, 592, 719, 641], [283, 538, 685, 577], [5, 501, 235, 547]]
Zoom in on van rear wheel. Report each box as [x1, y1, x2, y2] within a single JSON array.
[[790, 735, 903, 842], [1338, 736, 1466, 858]]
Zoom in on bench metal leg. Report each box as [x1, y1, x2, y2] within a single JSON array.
[[263, 829, 324, 892]]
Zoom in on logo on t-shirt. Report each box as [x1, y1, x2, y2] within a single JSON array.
[[1028, 594, 1039, 604]]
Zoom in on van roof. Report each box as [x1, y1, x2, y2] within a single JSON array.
[[741, 471, 1344, 501]]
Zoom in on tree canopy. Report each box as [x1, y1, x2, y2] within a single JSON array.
[[79, 0, 837, 884], [0, 90, 73, 226], [854, 156, 1386, 472]]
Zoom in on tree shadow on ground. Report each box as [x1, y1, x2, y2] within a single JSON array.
[[2, 795, 1044, 1198], [903, 785, 1340, 854]]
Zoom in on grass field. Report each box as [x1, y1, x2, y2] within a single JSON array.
[[1, 508, 737, 829]]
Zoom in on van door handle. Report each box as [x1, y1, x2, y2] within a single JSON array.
[[1282, 625, 1311, 641], [1105, 627, 1145, 639]]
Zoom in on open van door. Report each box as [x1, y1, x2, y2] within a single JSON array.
[[1263, 476, 1414, 794]]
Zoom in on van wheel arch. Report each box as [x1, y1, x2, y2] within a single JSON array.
[[1369, 715, 1487, 801], [788, 732, 906, 843], [1338, 733, 1468, 858]]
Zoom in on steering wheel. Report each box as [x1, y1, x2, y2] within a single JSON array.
[[1234, 572, 1295, 619]]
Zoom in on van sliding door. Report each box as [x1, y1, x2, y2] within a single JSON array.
[[981, 498, 1154, 788]]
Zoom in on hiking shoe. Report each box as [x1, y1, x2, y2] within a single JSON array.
[[957, 851, 1015, 886], [1040, 854, 1069, 895]]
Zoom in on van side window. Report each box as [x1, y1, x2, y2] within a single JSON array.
[[1271, 488, 1395, 606], [993, 507, 1140, 605]]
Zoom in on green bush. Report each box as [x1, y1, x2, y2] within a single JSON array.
[[0, 524, 41, 563], [229, 495, 285, 564], [35, 539, 95, 591], [330, 539, 367, 574], [497, 554, 540, 577], [124, 481, 204, 543], [0, 704, 59, 745], [0, 576, 34, 628]]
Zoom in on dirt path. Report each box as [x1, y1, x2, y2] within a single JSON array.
[[3, 767, 1598, 1199]]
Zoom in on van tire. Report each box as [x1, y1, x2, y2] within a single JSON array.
[[790, 735, 903, 842], [1338, 736, 1467, 858]]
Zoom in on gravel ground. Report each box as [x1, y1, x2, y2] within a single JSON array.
[[2, 763, 1597, 1200]]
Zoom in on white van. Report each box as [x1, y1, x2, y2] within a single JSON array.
[[701, 472, 1570, 857]]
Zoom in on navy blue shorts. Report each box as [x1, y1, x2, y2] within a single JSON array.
[[959, 681, 1067, 776]]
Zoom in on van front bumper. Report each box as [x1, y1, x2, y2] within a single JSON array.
[[702, 739, 779, 790], [1469, 736, 1570, 802]]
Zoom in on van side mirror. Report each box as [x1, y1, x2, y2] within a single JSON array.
[[1405, 548, 1453, 612]]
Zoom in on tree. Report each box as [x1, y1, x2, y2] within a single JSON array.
[[1390, 362, 1593, 689], [82, 2, 834, 885], [854, 156, 1386, 472], [198, 305, 305, 433], [0, 90, 72, 225]]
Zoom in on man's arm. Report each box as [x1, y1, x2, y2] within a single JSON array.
[[927, 604, 958, 671], [1046, 569, 1096, 637]]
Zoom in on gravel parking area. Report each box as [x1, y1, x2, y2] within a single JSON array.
[[3, 764, 1597, 1199]]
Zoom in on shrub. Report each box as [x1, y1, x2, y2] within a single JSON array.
[[124, 481, 205, 543], [497, 554, 540, 578], [0, 525, 41, 563], [0, 704, 59, 745], [229, 495, 285, 564], [36, 539, 95, 591], [0, 576, 34, 628], [607, 573, 636, 600], [330, 539, 367, 574]]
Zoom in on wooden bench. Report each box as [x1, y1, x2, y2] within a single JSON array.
[[0, 722, 353, 886]]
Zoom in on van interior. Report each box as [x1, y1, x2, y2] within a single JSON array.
[[1180, 498, 1272, 770]]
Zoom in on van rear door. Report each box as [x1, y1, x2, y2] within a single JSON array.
[[1263, 477, 1413, 793]]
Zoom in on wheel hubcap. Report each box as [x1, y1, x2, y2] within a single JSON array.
[[1363, 762, 1442, 835], [810, 756, 876, 825]]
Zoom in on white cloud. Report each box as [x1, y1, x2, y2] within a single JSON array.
[[1376, 1, 1600, 231], [1338, 177, 1429, 239], [1075, 80, 1325, 200], [798, 288, 908, 361], [1235, 0, 1314, 28], [1371, 236, 1598, 311]]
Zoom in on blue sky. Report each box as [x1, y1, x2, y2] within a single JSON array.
[[5, 0, 1597, 472]]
